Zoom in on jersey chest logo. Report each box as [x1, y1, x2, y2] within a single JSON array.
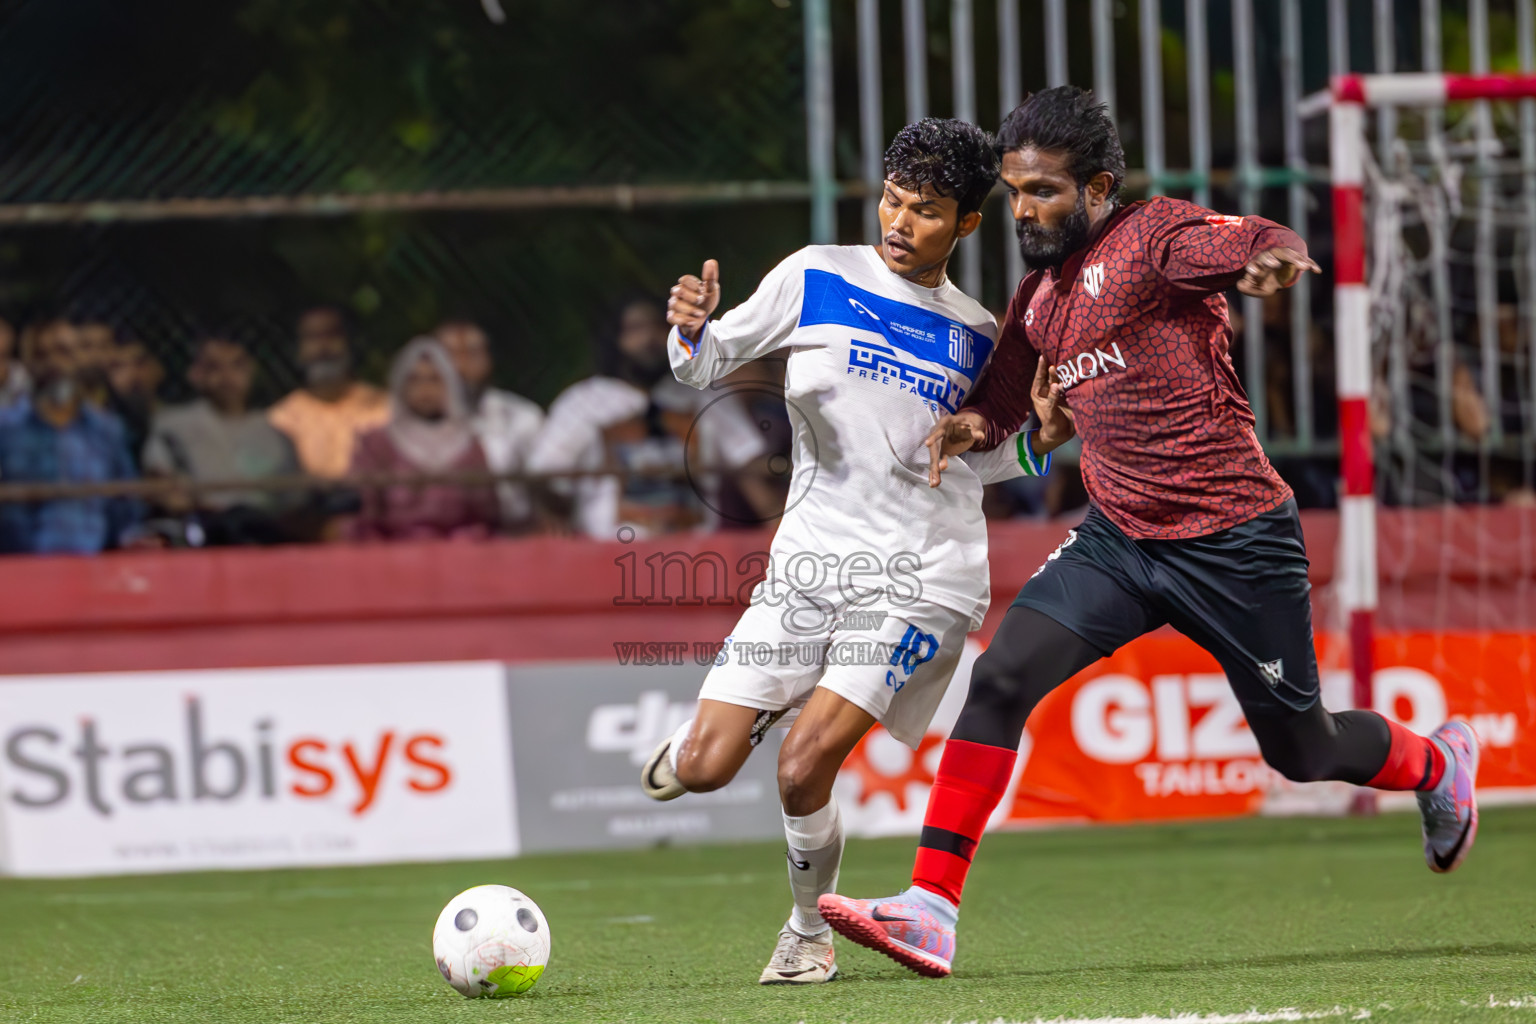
[[946, 324, 975, 370], [848, 297, 881, 322], [1082, 261, 1106, 299], [1055, 341, 1129, 389]]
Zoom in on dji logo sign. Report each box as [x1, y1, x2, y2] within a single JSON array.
[[586, 691, 693, 766]]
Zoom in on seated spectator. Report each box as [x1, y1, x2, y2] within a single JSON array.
[[25, 317, 89, 393], [0, 314, 31, 409], [105, 334, 165, 467], [712, 355, 792, 528], [268, 304, 390, 478], [37, 314, 156, 450], [348, 336, 498, 541], [1451, 361, 1490, 441], [528, 297, 773, 539], [71, 312, 118, 409], [434, 317, 545, 530], [142, 331, 303, 545], [1376, 337, 1492, 505], [0, 315, 144, 554]]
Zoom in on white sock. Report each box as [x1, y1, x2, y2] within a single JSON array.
[[783, 797, 844, 938], [665, 718, 693, 775]]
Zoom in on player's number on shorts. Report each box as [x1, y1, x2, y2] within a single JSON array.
[[886, 625, 939, 692]]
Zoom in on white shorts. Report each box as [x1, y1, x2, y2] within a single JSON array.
[[696, 589, 970, 749]]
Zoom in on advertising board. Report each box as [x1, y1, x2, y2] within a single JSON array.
[[0, 662, 517, 876]]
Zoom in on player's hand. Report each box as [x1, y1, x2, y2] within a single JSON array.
[[667, 259, 721, 339], [1238, 246, 1320, 297], [924, 410, 986, 489], [1031, 356, 1075, 451]]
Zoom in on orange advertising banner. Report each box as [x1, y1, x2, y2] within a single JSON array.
[[1004, 632, 1535, 823], [835, 632, 1534, 833]]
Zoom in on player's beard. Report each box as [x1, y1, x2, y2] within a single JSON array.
[[1016, 188, 1091, 271]]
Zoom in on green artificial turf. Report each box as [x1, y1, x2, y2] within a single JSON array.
[[2, 807, 1534, 1024]]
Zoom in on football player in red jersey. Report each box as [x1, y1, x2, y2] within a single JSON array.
[[819, 86, 1479, 980]]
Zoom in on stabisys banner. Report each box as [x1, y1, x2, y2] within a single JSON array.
[[834, 633, 1534, 830], [4, 634, 1523, 875], [0, 662, 518, 877]]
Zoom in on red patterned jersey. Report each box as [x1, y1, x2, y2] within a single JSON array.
[[966, 197, 1298, 539]]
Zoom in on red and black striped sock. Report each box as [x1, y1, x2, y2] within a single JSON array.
[[1367, 714, 1446, 791], [911, 738, 1017, 907]]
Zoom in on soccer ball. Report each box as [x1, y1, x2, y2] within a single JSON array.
[[431, 885, 551, 998]]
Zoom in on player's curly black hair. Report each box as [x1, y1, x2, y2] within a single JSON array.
[[997, 85, 1125, 203], [883, 117, 999, 217]]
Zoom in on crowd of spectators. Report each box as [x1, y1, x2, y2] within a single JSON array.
[[1227, 290, 1536, 509], [3, 286, 1528, 557], [0, 298, 809, 555]]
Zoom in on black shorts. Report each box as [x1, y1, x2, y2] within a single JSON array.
[[1013, 499, 1320, 716]]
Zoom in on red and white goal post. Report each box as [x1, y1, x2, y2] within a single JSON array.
[[1330, 72, 1536, 777]]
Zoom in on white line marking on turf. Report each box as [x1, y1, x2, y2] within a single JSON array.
[[37, 870, 777, 906], [968, 1009, 1367, 1024], [1479, 996, 1536, 1008], [45, 890, 259, 905]]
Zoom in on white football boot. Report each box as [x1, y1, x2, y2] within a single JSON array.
[[640, 721, 689, 801], [758, 925, 838, 985]]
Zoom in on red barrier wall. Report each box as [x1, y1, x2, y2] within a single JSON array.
[[0, 506, 1532, 674]]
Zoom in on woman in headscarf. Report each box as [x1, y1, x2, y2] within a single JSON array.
[[348, 336, 499, 540]]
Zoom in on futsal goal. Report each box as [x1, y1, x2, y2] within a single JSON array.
[[1325, 71, 1536, 812]]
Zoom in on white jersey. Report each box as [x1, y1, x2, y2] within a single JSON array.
[[669, 244, 1047, 629]]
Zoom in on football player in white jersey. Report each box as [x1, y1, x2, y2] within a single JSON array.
[[639, 119, 1070, 985]]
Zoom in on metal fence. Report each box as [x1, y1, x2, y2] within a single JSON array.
[[815, 0, 1534, 467], [0, 0, 815, 405], [1, 0, 1533, 460]]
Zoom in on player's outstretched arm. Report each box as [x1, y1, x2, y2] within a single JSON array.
[[959, 428, 1053, 483], [1158, 212, 1318, 297], [667, 252, 803, 390], [1237, 246, 1321, 297]]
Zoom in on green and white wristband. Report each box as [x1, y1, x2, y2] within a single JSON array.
[[1015, 430, 1052, 477]]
